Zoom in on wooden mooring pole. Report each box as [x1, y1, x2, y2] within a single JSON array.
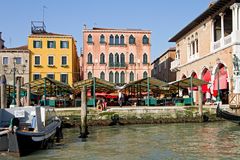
[[0, 74, 7, 109], [79, 86, 88, 138], [27, 83, 31, 106], [16, 77, 21, 107]]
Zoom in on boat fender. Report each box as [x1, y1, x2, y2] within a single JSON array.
[[9, 118, 20, 133]]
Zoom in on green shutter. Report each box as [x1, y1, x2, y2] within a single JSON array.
[[53, 41, 56, 48], [66, 41, 69, 48]]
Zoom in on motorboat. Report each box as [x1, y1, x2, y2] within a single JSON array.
[[0, 106, 62, 156]]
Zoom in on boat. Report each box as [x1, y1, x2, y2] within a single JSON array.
[[0, 106, 63, 157], [216, 104, 240, 124]]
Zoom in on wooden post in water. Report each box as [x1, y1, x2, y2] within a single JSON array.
[[27, 83, 31, 106], [1, 74, 7, 109], [16, 77, 21, 107], [198, 86, 203, 117], [80, 86, 88, 138]]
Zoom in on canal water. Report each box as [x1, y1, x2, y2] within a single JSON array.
[[1, 122, 240, 160]]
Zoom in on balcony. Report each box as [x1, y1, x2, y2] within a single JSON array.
[[109, 63, 126, 68], [170, 59, 180, 71], [188, 52, 199, 62], [212, 33, 233, 52]]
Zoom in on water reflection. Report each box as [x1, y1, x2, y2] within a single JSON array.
[[1, 122, 240, 160]]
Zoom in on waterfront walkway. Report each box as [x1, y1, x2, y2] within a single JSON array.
[[55, 104, 229, 111]]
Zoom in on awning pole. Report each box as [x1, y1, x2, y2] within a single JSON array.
[[44, 78, 47, 106], [190, 76, 193, 106], [147, 77, 150, 107], [93, 77, 96, 108]]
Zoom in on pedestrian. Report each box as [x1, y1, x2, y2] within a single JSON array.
[[102, 98, 107, 110], [118, 91, 122, 107], [97, 99, 103, 111]]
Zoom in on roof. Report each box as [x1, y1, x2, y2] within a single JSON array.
[[124, 77, 172, 93], [0, 45, 28, 51], [73, 77, 116, 94], [169, 0, 234, 42], [24, 77, 73, 95], [84, 27, 151, 33], [168, 77, 208, 89], [151, 47, 176, 65], [29, 32, 72, 37]]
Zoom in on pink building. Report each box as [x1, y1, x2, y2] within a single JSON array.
[[82, 27, 151, 83], [169, 0, 240, 105]]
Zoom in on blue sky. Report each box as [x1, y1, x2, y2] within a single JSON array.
[[0, 0, 211, 61]]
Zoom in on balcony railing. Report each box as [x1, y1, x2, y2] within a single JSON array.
[[212, 33, 233, 52], [109, 63, 126, 68], [170, 59, 180, 71], [188, 52, 199, 62], [213, 39, 221, 50], [224, 34, 232, 45]]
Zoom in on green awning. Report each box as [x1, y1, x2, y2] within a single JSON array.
[[24, 77, 73, 95], [124, 77, 171, 93], [168, 77, 208, 89], [73, 77, 116, 94]]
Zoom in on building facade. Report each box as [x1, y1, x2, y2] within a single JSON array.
[[151, 47, 176, 82], [0, 32, 5, 49], [169, 0, 240, 104], [0, 46, 29, 85], [82, 27, 151, 83], [28, 32, 79, 86]]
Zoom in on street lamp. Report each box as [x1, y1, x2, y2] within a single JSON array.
[[3, 57, 26, 107]]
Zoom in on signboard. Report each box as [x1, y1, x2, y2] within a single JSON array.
[[14, 110, 25, 118]]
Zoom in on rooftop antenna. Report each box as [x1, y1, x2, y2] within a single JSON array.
[[43, 5, 47, 22], [94, 23, 97, 27]]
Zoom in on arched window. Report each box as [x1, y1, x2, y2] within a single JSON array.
[[115, 35, 119, 45], [115, 53, 120, 66], [88, 34, 93, 43], [143, 71, 148, 78], [109, 71, 114, 82], [88, 53, 93, 64], [110, 35, 114, 45], [143, 53, 148, 64], [120, 53, 125, 66], [115, 71, 119, 83], [129, 53, 134, 64], [120, 71, 125, 83], [142, 35, 149, 44], [88, 72, 92, 79], [130, 72, 134, 82], [129, 35, 135, 44], [109, 53, 113, 67], [120, 35, 124, 45], [100, 53, 105, 64], [100, 34, 105, 43], [100, 71, 105, 80]]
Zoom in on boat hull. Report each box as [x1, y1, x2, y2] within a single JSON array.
[[0, 133, 8, 151], [8, 124, 61, 156], [216, 105, 240, 124]]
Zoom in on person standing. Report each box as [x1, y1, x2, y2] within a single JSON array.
[[118, 91, 123, 107]]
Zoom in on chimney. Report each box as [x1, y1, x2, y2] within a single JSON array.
[[209, 0, 217, 8], [0, 32, 2, 39]]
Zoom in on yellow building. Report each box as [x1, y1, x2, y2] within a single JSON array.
[[28, 32, 79, 86]]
